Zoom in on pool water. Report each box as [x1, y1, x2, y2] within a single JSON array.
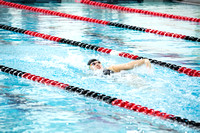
[[0, 1, 200, 132]]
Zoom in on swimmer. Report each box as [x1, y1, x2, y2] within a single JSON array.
[[87, 58, 151, 75]]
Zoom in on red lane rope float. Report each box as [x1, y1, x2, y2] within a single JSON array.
[[0, 1, 109, 25], [22, 73, 69, 88], [79, 0, 200, 23], [0, 0, 199, 42], [0, 65, 199, 129], [0, 24, 199, 77]]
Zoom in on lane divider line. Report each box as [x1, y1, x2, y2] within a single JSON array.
[[0, 64, 199, 129], [0, 0, 199, 42], [79, 0, 200, 23], [0, 24, 199, 77]]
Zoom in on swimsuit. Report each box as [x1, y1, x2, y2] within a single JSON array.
[[103, 69, 114, 75]]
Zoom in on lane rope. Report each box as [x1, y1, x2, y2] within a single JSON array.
[[0, 64, 199, 129], [79, 0, 200, 23], [0, 0, 200, 42], [0, 24, 199, 77]]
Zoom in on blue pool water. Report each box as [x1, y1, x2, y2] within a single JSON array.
[[0, 1, 200, 132]]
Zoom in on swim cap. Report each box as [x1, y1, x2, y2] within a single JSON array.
[[87, 59, 98, 65]]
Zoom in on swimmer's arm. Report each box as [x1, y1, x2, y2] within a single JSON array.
[[107, 59, 151, 72]]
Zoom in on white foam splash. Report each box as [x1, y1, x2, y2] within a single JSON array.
[[0, 75, 8, 80], [21, 56, 36, 62]]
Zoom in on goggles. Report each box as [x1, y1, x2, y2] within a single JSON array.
[[90, 61, 101, 66]]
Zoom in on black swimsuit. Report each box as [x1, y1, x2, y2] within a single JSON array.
[[103, 69, 114, 75]]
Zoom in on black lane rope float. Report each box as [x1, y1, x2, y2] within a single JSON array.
[[0, 24, 199, 77], [79, 0, 200, 23], [0, 0, 199, 42], [0, 65, 200, 129]]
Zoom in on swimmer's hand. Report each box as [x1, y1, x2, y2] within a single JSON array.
[[144, 59, 151, 68]]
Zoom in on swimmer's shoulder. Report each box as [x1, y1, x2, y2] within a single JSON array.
[[107, 66, 120, 73]]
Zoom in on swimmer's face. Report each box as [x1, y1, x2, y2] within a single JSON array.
[[89, 61, 103, 70]]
